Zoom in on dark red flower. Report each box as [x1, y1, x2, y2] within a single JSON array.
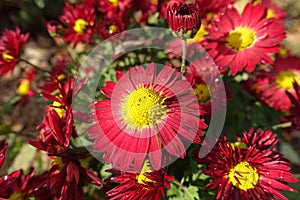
[[0, 139, 7, 169], [96, 18, 125, 39], [106, 162, 174, 200], [167, 3, 201, 39], [59, 2, 96, 46], [202, 138, 298, 200], [97, 0, 132, 20], [286, 82, 300, 131], [0, 169, 51, 200], [0, 28, 29, 76]]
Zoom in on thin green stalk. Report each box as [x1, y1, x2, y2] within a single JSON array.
[[181, 39, 187, 75]]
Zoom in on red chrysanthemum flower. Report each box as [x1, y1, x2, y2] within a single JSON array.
[[286, 82, 300, 130], [96, 18, 125, 39], [0, 169, 51, 200], [0, 139, 7, 169], [202, 138, 298, 200], [132, 0, 158, 22], [167, 3, 202, 39], [206, 2, 286, 75], [97, 0, 132, 19], [252, 0, 286, 25], [252, 54, 300, 112], [88, 63, 207, 172], [59, 2, 96, 46], [0, 28, 29, 76], [106, 162, 174, 200], [185, 59, 228, 117], [158, 0, 185, 19]]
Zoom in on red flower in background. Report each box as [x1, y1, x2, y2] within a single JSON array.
[[89, 63, 207, 172], [96, 18, 125, 39], [286, 82, 300, 131], [106, 162, 174, 200], [97, 0, 132, 20], [206, 2, 285, 75], [252, 54, 300, 112], [0, 169, 51, 200], [0, 28, 29, 76], [201, 137, 298, 200], [0, 139, 7, 168], [16, 68, 36, 106], [59, 2, 96, 46]]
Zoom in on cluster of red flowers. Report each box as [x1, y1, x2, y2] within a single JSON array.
[[0, 0, 299, 200]]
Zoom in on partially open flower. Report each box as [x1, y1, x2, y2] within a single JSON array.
[[167, 3, 201, 39]]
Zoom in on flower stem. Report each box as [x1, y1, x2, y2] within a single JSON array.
[[19, 58, 50, 73], [181, 39, 187, 75]]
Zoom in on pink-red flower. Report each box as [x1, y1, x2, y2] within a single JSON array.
[[201, 136, 298, 200], [88, 63, 207, 172], [106, 162, 174, 200], [252, 54, 300, 112], [0, 28, 29, 76], [59, 2, 96, 46], [205, 2, 286, 75], [286, 82, 300, 130]]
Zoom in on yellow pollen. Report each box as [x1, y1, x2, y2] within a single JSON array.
[[226, 26, 256, 51], [108, 0, 118, 6], [17, 79, 30, 96], [279, 47, 288, 58], [73, 18, 89, 34], [9, 191, 27, 200], [188, 24, 207, 43], [52, 101, 65, 118], [2, 50, 14, 62], [122, 86, 167, 129], [231, 141, 248, 149], [51, 156, 65, 171], [276, 70, 300, 90], [136, 161, 154, 185], [228, 161, 259, 191], [57, 74, 65, 81], [267, 9, 276, 19], [194, 83, 210, 104], [108, 25, 118, 35]]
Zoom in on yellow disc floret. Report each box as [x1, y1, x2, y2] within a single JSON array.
[[2, 50, 14, 62], [9, 192, 27, 200], [17, 79, 30, 96], [194, 83, 210, 104], [226, 26, 256, 51], [52, 101, 65, 118], [231, 141, 248, 149], [122, 85, 167, 129], [73, 18, 89, 34], [108, 0, 118, 6], [136, 161, 154, 185], [275, 70, 300, 90], [228, 161, 259, 191]]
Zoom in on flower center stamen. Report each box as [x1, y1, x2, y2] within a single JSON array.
[[52, 101, 65, 118], [108, 0, 118, 6], [136, 161, 154, 185], [122, 86, 167, 129], [226, 27, 256, 51], [194, 83, 210, 104], [73, 18, 89, 34], [108, 25, 118, 35], [228, 161, 259, 191], [9, 191, 27, 200], [17, 79, 30, 96], [275, 70, 300, 90], [2, 50, 14, 62]]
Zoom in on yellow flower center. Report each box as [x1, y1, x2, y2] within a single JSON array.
[[17, 79, 30, 96], [194, 83, 210, 104], [51, 156, 65, 171], [108, 25, 118, 35], [136, 161, 154, 185], [226, 27, 256, 51], [279, 47, 288, 58], [231, 141, 248, 149], [108, 0, 118, 6], [267, 9, 276, 19], [122, 85, 167, 129], [228, 161, 259, 191], [73, 18, 89, 34], [9, 192, 27, 200], [188, 24, 207, 43], [52, 101, 65, 118], [275, 70, 300, 90], [2, 50, 14, 62]]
